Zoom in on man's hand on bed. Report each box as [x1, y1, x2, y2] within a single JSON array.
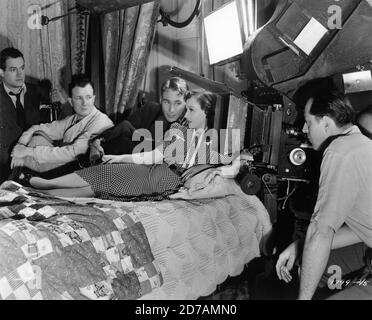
[[89, 139, 104, 164], [90, 139, 104, 155]]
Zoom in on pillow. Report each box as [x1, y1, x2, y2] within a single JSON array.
[[169, 168, 242, 200]]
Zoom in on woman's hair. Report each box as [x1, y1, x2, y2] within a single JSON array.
[[160, 77, 189, 99], [186, 89, 217, 129]]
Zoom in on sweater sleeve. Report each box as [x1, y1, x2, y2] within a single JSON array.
[[32, 112, 113, 163], [18, 117, 71, 146]]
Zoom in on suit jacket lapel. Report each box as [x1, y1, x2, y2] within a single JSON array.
[[0, 84, 18, 123], [24, 83, 41, 127]]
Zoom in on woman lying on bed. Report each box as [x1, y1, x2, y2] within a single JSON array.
[[13, 90, 241, 200]]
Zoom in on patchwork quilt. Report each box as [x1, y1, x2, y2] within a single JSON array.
[[0, 180, 272, 300], [69, 189, 272, 300], [0, 181, 162, 300]]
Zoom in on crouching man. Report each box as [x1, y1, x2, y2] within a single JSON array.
[[10, 74, 113, 174], [276, 79, 372, 300]]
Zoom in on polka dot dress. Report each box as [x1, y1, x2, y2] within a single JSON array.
[[76, 163, 182, 201]]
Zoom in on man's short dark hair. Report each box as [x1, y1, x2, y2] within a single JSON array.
[[0, 47, 24, 71], [68, 74, 95, 96], [294, 78, 355, 127], [161, 77, 189, 99], [356, 105, 372, 139]]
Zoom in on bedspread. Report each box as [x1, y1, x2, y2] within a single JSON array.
[[0, 180, 271, 300], [69, 189, 272, 300], [0, 181, 162, 300]]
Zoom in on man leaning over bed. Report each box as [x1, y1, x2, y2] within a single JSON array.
[[276, 79, 372, 300], [89, 76, 189, 161], [10, 74, 113, 175]]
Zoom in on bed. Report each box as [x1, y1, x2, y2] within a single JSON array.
[[0, 180, 271, 300]]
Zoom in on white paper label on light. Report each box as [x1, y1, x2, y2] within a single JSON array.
[[293, 17, 328, 55], [343, 70, 372, 93]]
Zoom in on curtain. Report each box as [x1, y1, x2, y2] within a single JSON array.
[[64, 1, 90, 78], [0, 0, 88, 107], [101, 1, 160, 121], [0, 0, 67, 85]]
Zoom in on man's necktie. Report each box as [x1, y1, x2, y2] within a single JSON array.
[[9, 91, 26, 130]]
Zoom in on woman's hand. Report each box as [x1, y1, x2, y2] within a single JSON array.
[[219, 164, 239, 178], [218, 155, 242, 179]]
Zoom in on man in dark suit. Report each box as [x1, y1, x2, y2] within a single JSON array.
[[0, 47, 42, 183], [90, 77, 189, 158]]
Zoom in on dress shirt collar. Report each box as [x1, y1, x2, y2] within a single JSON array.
[[72, 107, 99, 124], [341, 125, 360, 135], [3, 82, 27, 96]]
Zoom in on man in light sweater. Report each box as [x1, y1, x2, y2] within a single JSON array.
[[10, 74, 113, 173]]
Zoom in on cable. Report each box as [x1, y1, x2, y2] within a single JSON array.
[[278, 180, 298, 210], [158, 0, 201, 28], [262, 176, 275, 199]]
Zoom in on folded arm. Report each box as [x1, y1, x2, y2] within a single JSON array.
[[11, 120, 71, 165]]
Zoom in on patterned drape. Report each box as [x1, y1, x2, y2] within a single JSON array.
[[101, 1, 160, 121], [66, 1, 90, 76]]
